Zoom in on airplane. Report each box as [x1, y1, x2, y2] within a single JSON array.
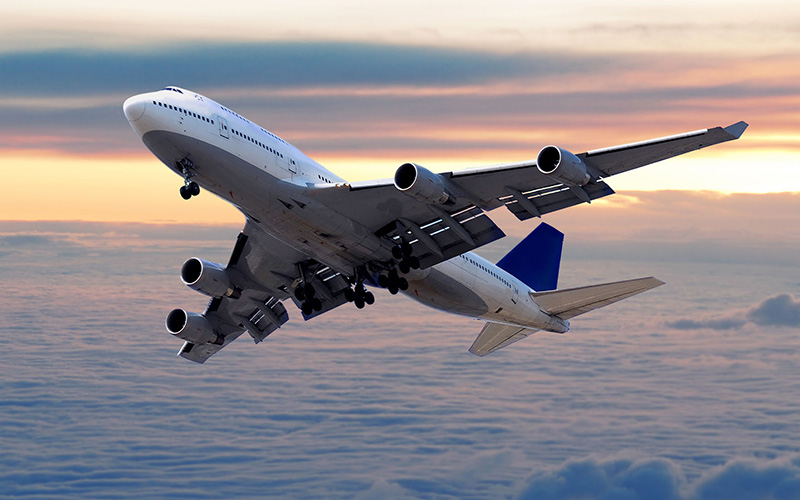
[[123, 86, 747, 363]]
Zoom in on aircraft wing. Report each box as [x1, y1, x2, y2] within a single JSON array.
[[307, 122, 747, 261], [177, 220, 351, 363]]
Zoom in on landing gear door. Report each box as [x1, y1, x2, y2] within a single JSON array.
[[217, 116, 229, 138]]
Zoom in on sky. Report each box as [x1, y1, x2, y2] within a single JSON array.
[[1, 0, 799, 498], [1, 0, 800, 223]]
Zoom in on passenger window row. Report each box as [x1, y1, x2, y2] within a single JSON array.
[[154, 101, 214, 125], [231, 128, 284, 159]]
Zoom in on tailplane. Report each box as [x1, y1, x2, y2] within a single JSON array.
[[469, 277, 664, 356], [531, 276, 664, 320], [497, 223, 563, 292]]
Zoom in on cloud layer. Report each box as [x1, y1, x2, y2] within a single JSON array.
[[1, 219, 800, 498], [516, 455, 800, 500], [666, 293, 800, 331]]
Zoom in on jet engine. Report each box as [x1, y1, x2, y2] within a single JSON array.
[[394, 163, 456, 205], [165, 309, 223, 345], [536, 146, 591, 186], [181, 257, 239, 298]]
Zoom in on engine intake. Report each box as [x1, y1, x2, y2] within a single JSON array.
[[181, 257, 239, 298], [165, 309, 223, 345], [537, 146, 591, 187], [394, 163, 456, 205]]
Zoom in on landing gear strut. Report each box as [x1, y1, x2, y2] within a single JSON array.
[[177, 158, 200, 200]]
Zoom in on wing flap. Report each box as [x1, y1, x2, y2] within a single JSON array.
[[502, 181, 615, 221], [469, 322, 538, 356], [396, 208, 506, 269], [532, 277, 665, 320]]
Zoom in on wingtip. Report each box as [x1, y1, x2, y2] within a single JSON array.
[[724, 121, 749, 139]]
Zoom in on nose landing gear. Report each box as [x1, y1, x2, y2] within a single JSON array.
[[176, 158, 200, 200]]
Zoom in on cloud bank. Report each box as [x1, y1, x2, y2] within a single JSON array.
[[666, 293, 800, 331], [515, 455, 800, 500]]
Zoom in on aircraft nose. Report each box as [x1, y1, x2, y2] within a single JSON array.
[[123, 96, 146, 122]]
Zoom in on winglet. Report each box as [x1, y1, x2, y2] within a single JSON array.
[[724, 121, 748, 139], [497, 223, 563, 292]]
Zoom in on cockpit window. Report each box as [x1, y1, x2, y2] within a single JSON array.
[[161, 87, 183, 94]]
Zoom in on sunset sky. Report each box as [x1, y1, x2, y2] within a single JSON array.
[[1, 0, 799, 223], [1, 1, 799, 498]]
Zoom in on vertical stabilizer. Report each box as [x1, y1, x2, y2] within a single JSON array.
[[497, 223, 563, 291]]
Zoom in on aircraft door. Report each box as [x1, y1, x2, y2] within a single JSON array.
[[217, 117, 229, 138]]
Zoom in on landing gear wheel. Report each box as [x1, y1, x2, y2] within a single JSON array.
[[355, 297, 365, 309], [180, 186, 192, 200], [388, 283, 399, 295], [398, 278, 408, 291], [312, 298, 323, 311], [364, 291, 375, 305], [304, 284, 316, 299], [409, 256, 420, 269], [398, 260, 411, 274], [301, 302, 313, 316], [189, 181, 200, 196], [294, 286, 306, 301], [391, 246, 403, 260]]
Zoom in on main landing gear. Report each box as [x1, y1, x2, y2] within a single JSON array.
[[344, 281, 375, 309], [176, 158, 200, 200], [294, 283, 323, 316], [391, 241, 420, 274], [377, 268, 409, 295]]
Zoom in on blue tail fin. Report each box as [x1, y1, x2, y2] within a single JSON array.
[[497, 223, 563, 291]]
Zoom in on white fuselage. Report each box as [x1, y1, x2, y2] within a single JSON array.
[[124, 87, 567, 333]]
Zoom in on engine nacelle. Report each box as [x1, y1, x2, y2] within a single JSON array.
[[394, 163, 456, 205], [180, 257, 239, 298], [165, 309, 223, 345], [536, 146, 591, 187]]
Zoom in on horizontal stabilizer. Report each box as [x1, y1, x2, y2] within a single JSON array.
[[532, 277, 664, 320], [469, 322, 539, 357]]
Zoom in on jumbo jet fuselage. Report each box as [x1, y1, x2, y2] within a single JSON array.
[[123, 87, 568, 334]]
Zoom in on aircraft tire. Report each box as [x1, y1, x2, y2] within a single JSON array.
[[189, 181, 200, 196], [312, 298, 322, 311], [180, 186, 192, 200], [398, 278, 408, 291], [364, 291, 375, 305], [398, 260, 411, 274]]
